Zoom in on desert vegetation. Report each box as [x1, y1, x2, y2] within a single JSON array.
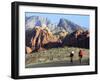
[[26, 46, 89, 68]]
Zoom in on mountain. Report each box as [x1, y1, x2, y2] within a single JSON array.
[[26, 27, 62, 54], [25, 16, 51, 30], [57, 18, 83, 33], [25, 16, 85, 34], [25, 16, 89, 54], [62, 29, 89, 49]]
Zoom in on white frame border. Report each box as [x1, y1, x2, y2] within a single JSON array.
[[19, 5, 95, 76]]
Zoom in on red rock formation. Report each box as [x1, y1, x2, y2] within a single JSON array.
[[26, 27, 60, 54], [62, 30, 89, 49], [26, 47, 33, 54]]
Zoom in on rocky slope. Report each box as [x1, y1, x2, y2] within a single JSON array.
[[62, 30, 89, 49], [26, 26, 61, 54]]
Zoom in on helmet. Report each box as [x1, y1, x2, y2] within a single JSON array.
[[72, 51, 74, 54]]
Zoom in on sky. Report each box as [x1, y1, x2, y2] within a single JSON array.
[[25, 12, 89, 28]]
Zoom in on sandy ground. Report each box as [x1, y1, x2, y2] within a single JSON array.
[[25, 46, 89, 68], [25, 59, 89, 68]]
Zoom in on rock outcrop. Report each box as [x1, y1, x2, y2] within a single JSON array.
[[26, 26, 61, 54], [62, 30, 89, 49]]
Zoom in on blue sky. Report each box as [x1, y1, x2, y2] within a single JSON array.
[[25, 12, 89, 28]]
